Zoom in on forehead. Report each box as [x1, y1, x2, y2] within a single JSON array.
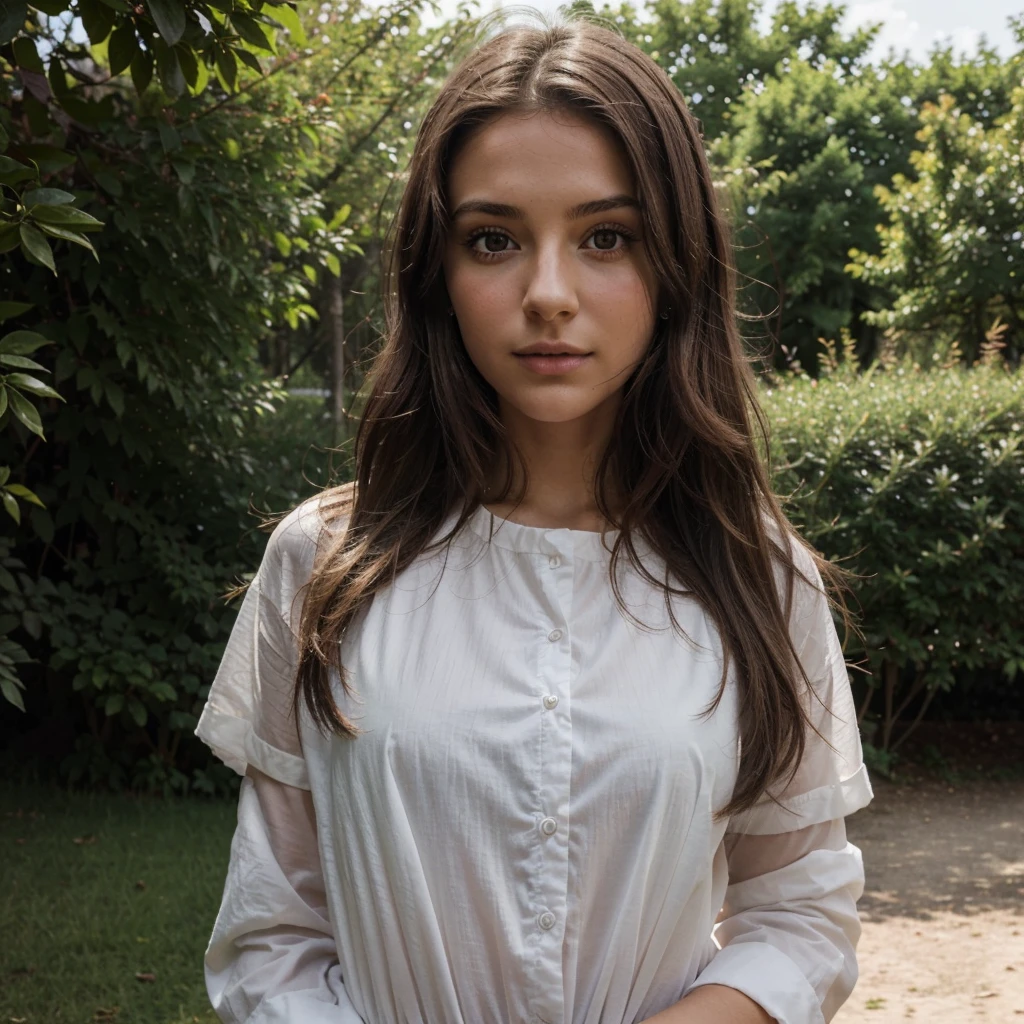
[[447, 109, 635, 205]]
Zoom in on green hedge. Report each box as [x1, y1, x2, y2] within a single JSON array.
[[766, 355, 1024, 756]]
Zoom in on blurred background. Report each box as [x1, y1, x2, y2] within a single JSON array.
[[1, 0, 1021, 1020]]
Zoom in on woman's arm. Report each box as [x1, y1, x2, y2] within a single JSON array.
[[645, 818, 863, 1024], [204, 765, 365, 1024], [643, 984, 773, 1023]]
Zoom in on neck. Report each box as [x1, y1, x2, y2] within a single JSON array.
[[484, 394, 621, 532]]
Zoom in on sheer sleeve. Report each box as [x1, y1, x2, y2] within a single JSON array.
[[195, 499, 329, 790], [725, 539, 873, 836], [204, 767, 365, 1023], [687, 539, 873, 1024], [196, 498, 362, 1023]]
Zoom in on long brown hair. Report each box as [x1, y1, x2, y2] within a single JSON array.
[[293, 17, 850, 818]]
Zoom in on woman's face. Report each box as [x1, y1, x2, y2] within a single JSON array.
[[443, 108, 659, 429]]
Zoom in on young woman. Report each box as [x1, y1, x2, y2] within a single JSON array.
[[196, 18, 873, 1024]]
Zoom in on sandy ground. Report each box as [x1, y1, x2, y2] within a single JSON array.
[[835, 778, 1024, 1022]]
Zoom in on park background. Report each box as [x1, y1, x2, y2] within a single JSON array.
[[1, 0, 1022, 1020]]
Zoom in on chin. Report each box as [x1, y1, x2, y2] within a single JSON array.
[[503, 394, 610, 425]]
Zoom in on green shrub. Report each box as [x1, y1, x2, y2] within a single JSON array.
[[766, 349, 1024, 753]]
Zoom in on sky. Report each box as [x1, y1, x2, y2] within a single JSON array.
[[433, 0, 1023, 63]]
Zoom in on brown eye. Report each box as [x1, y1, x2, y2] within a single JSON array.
[[474, 232, 511, 253], [591, 229, 620, 251]]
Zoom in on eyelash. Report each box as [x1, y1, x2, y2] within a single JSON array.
[[463, 223, 639, 261]]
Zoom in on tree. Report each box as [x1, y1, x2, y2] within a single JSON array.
[[848, 86, 1024, 362]]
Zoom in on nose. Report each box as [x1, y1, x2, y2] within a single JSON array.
[[522, 241, 579, 323]]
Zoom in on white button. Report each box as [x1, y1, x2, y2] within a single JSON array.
[[548, 554, 561, 568], [547, 628, 562, 643], [540, 817, 557, 835], [542, 694, 559, 710], [538, 911, 556, 930]]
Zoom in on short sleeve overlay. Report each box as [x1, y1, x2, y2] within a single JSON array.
[[195, 498, 328, 791], [196, 503, 872, 1024], [726, 539, 873, 836]]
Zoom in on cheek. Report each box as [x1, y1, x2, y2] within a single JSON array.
[[583, 265, 656, 348], [445, 263, 518, 343]]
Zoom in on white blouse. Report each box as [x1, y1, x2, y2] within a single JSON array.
[[196, 496, 873, 1024]]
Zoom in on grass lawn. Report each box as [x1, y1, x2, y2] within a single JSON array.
[[1, 782, 237, 1024]]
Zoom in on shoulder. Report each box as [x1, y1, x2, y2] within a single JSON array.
[[761, 509, 825, 600], [258, 483, 354, 615]]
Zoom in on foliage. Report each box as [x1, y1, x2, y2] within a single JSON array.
[[607, 0, 1024, 366], [848, 87, 1024, 362], [766, 346, 1024, 753], [0, 0, 481, 793]]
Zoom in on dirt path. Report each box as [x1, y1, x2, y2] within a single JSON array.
[[836, 778, 1024, 1021]]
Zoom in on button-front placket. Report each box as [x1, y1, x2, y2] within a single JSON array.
[[529, 531, 575, 1024]]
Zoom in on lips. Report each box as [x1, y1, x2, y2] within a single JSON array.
[[514, 342, 592, 357], [513, 352, 591, 375]]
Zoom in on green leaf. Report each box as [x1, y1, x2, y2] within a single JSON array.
[[37, 223, 99, 259], [231, 12, 272, 50], [5, 483, 44, 506], [302, 263, 317, 284], [6, 373, 61, 400], [20, 610, 40, 642], [30, 204, 104, 231], [169, 155, 194, 183], [130, 47, 154, 94], [0, 302, 33, 323], [266, 2, 306, 45], [18, 223, 55, 273], [6, 388, 44, 436], [93, 169, 122, 196], [108, 22, 138, 76], [127, 696, 147, 727], [22, 187, 74, 206], [104, 693, 124, 715], [0, 224, 20, 254], [0, 354, 47, 371], [153, 38, 186, 96], [233, 45, 263, 75], [273, 231, 291, 257], [0, 330, 50, 355], [189, 56, 209, 96], [12, 36, 44, 72], [48, 54, 69, 96], [328, 203, 351, 229], [147, 0, 186, 45], [215, 46, 237, 91], [0, 0, 28, 45], [1, 491, 20, 524], [16, 144, 74, 173], [77, 0, 115, 44], [0, 389, 7, 418], [157, 121, 181, 153], [324, 251, 340, 277], [0, 675, 25, 712], [175, 42, 198, 88], [0, 159, 35, 187]]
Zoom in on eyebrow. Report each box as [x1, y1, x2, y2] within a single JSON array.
[[450, 194, 641, 221]]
